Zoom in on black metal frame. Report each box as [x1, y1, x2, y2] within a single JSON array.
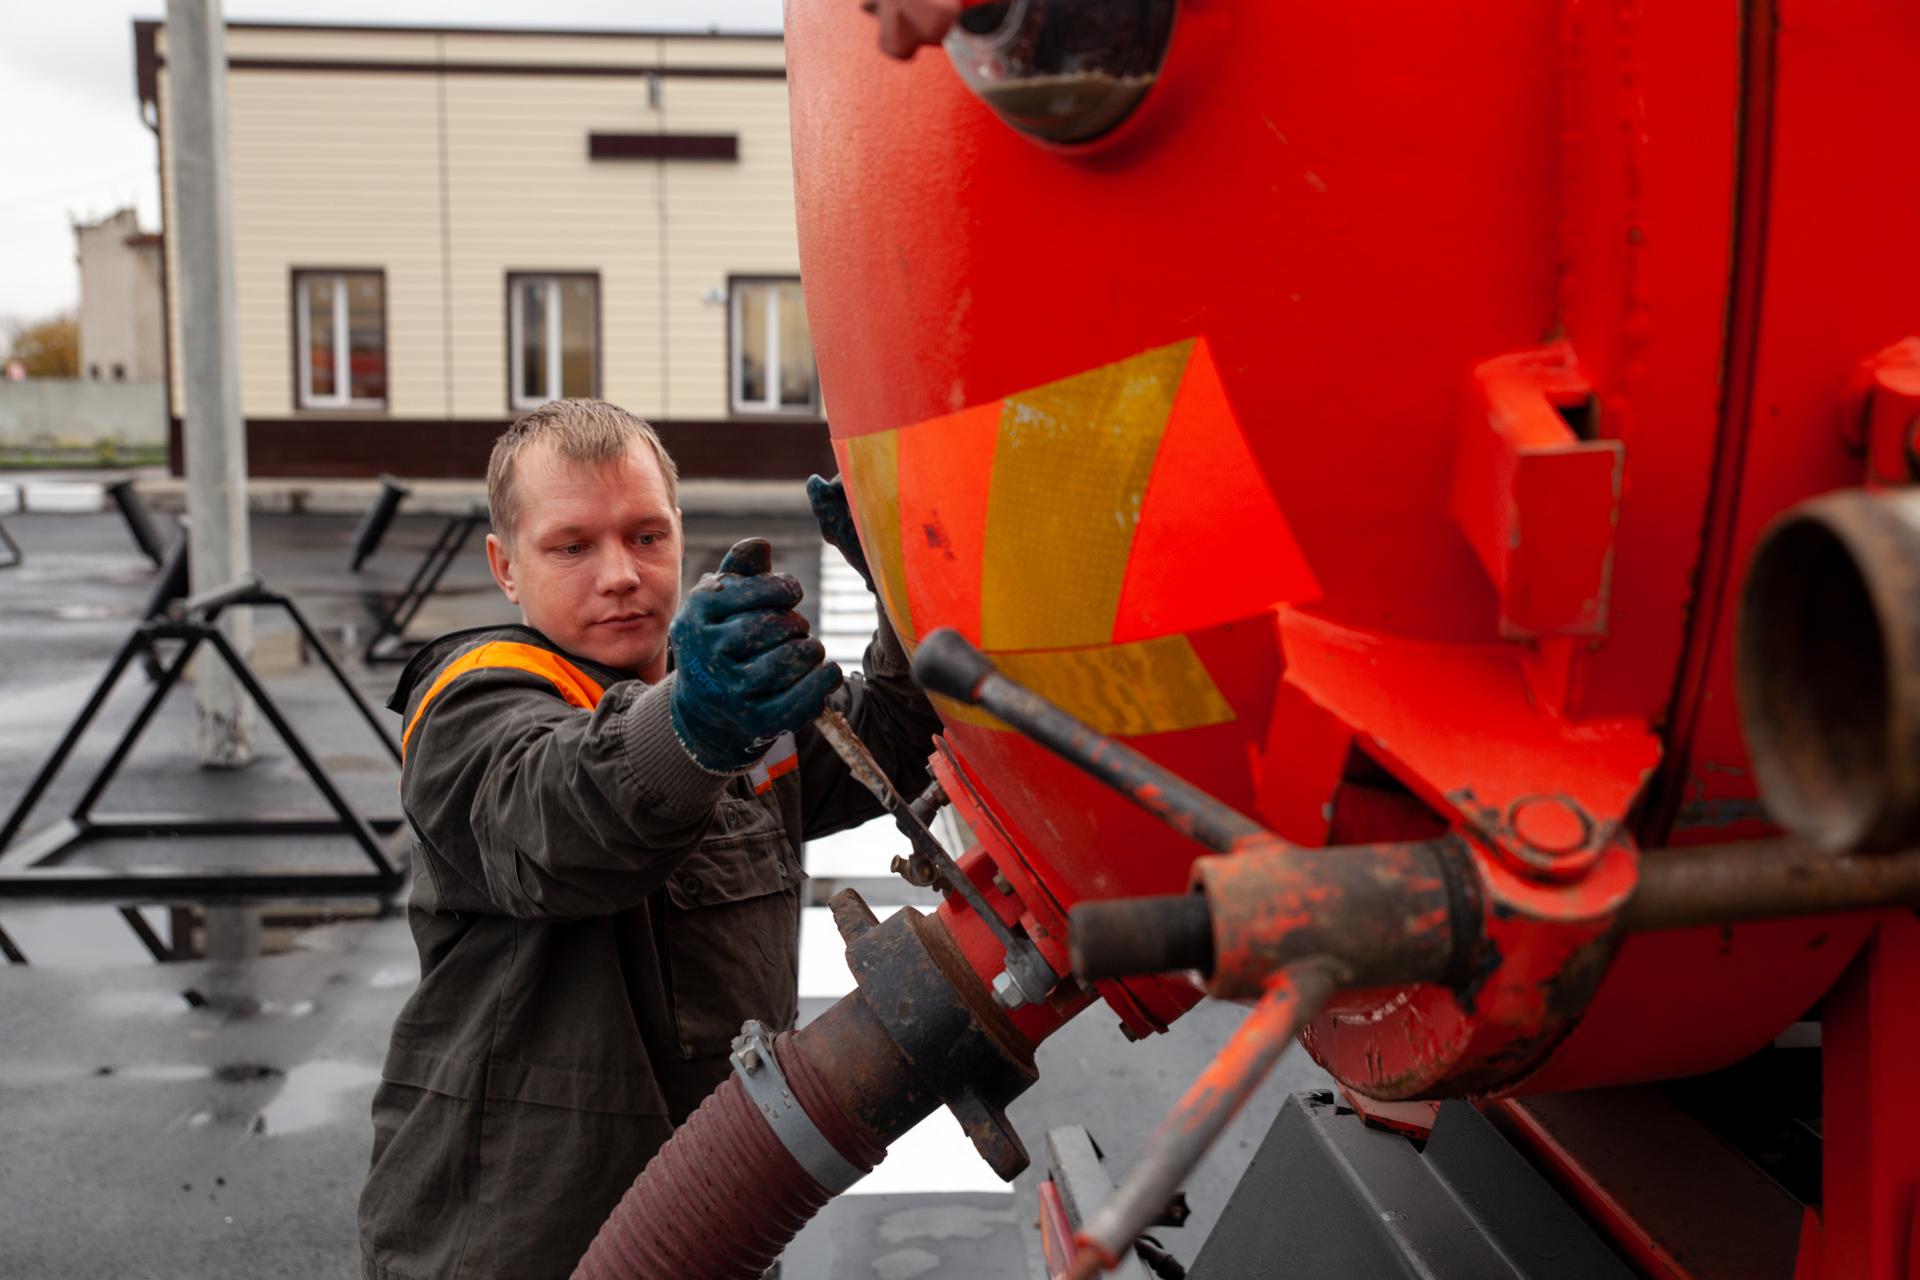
[[105, 478, 172, 568], [362, 509, 488, 665], [0, 514, 20, 570], [0, 580, 406, 910]]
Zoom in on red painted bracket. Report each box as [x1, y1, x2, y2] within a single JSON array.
[[1451, 343, 1624, 640], [1845, 336, 1920, 490]]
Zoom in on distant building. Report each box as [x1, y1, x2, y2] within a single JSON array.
[[133, 20, 833, 480], [74, 208, 165, 383]]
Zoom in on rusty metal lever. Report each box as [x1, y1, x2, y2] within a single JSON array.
[[813, 705, 1058, 1009], [912, 628, 1282, 856]]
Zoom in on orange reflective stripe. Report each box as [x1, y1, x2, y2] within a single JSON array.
[[401, 641, 607, 757]]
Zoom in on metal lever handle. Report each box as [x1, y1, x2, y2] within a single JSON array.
[[912, 628, 1280, 856]]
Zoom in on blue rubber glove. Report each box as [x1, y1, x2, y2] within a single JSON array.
[[808, 474, 874, 592], [669, 538, 844, 772]]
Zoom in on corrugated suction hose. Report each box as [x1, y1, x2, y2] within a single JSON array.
[[574, 1033, 884, 1278]]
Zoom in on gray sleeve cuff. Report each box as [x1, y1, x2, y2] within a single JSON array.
[[619, 673, 736, 820]]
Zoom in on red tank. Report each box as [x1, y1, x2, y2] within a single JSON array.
[[571, 5, 1920, 1274], [779, 0, 1920, 1273]]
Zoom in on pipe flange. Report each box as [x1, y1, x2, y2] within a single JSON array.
[[730, 1019, 866, 1195]]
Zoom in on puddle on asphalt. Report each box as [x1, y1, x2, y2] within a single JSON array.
[[872, 1248, 941, 1279], [111, 1063, 210, 1083], [367, 963, 416, 989], [316, 753, 393, 775], [213, 1062, 283, 1083], [875, 1204, 1018, 1244], [50, 603, 133, 621], [88, 988, 197, 1018], [252, 1059, 381, 1136], [1, 906, 167, 969], [5, 905, 374, 970]]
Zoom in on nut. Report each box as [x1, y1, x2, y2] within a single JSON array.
[[991, 970, 1029, 1010]]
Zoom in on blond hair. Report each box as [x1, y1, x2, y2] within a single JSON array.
[[487, 399, 679, 546]]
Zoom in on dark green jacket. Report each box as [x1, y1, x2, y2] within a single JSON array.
[[357, 618, 938, 1279]]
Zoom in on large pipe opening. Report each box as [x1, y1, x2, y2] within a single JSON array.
[[1738, 492, 1914, 852]]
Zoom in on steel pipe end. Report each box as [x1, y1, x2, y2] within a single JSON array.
[[1739, 490, 1920, 853], [1068, 894, 1214, 982]]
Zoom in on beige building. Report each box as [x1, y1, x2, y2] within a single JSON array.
[[74, 208, 166, 384], [134, 20, 830, 479]]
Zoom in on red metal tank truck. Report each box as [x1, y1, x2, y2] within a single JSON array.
[[577, 2, 1920, 1276]]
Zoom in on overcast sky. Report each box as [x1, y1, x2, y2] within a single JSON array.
[[0, 0, 785, 331]]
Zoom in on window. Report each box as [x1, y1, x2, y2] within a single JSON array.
[[509, 274, 599, 409], [293, 270, 386, 409], [730, 278, 818, 416]]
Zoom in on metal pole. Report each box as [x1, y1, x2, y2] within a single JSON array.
[[164, 0, 254, 768]]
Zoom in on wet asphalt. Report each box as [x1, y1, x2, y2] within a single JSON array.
[[0, 503, 1328, 1278]]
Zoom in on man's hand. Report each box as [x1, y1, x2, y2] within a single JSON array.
[[860, 0, 962, 60], [669, 538, 843, 773], [808, 474, 875, 593]]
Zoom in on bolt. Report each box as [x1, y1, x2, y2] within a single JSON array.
[[991, 970, 1029, 1010], [1508, 795, 1592, 857], [739, 1046, 763, 1074], [1118, 1021, 1142, 1043], [992, 872, 1014, 895]]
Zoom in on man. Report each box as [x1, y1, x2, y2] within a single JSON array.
[[358, 399, 940, 1278]]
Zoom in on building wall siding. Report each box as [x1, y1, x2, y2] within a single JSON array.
[[228, 69, 448, 418], [154, 25, 812, 475], [441, 71, 669, 419]]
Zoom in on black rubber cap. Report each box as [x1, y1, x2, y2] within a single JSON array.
[[1070, 894, 1215, 981], [717, 537, 772, 577], [911, 627, 997, 704]]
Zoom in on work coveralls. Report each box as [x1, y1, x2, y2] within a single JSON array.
[[357, 617, 940, 1279]]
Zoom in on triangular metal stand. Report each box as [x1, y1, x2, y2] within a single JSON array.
[[0, 574, 407, 905], [361, 509, 489, 665]]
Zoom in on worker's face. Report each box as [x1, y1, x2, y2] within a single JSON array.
[[485, 439, 683, 679]]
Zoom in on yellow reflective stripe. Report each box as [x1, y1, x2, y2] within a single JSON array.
[[844, 427, 916, 642], [401, 641, 606, 757], [979, 339, 1192, 650], [935, 634, 1233, 738]]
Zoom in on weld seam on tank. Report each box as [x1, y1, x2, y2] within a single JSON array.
[[572, 1046, 875, 1280]]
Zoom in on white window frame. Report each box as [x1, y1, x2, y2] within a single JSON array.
[[729, 277, 819, 417], [509, 274, 599, 411], [294, 271, 384, 410]]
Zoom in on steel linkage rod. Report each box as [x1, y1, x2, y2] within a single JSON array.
[[1627, 837, 1920, 932], [911, 629, 1275, 855], [1064, 960, 1343, 1279]]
